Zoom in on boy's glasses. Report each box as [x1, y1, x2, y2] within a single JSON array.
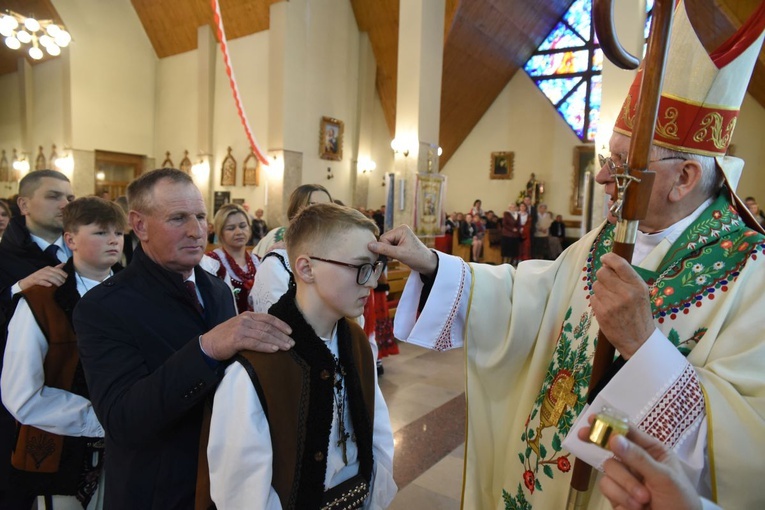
[[309, 257, 385, 285]]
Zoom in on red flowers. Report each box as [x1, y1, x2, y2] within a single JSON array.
[[721, 240, 733, 250], [523, 470, 535, 493], [557, 457, 571, 472]]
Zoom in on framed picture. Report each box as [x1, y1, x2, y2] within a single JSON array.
[[243, 151, 259, 186], [490, 151, 513, 179], [570, 145, 596, 215], [319, 116, 344, 161], [220, 146, 237, 186], [414, 174, 446, 237]]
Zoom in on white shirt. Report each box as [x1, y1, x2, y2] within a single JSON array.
[[1, 272, 105, 437], [208, 325, 397, 509]]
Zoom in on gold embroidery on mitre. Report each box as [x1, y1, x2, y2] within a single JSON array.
[[620, 93, 635, 130], [655, 107, 680, 140], [693, 112, 735, 150]]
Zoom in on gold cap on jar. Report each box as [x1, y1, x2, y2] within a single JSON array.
[[588, 407, 629, 450]]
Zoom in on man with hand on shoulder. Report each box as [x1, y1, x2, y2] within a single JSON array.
[[0, 169, 74, 508], [74, 168, 294, 509]]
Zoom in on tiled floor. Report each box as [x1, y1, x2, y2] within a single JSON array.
[[378, 341, 465, 509]]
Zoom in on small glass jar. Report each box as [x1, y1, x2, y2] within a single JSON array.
[[588, 406, 629, 450]]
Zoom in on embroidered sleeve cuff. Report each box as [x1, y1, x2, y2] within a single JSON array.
[[393, 252, 468, 351], [562, 329, 704, 470]]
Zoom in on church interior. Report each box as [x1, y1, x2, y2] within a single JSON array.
[[1, 0, 764, 507]]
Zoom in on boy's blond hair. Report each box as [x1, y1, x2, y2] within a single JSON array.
[[285, 203, 379, 269]]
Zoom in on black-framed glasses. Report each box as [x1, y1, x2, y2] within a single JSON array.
[[309, 256, 385, 285], [598, 153, 687, 175]]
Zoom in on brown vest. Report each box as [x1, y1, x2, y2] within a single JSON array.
[[12, 285, 81, 474], [238, 320, 375, 509], [195, 317, 376, 510]]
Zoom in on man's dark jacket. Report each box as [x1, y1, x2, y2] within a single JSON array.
[[74, 246, 236, 509]]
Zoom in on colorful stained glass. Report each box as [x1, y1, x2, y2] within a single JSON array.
[[525, 50, 590, 77], [559, 82, 587, 138], [591, 48, 603, 71], [538, 23, 585, 51], [564, 0, 591, 41], [524, 0, 600, 141], [537, 77, 582, 105], [588, 76, 602, 141]]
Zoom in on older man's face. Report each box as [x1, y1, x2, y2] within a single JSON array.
[[597, 132, 690, 232], [134, 179, 207, 277]]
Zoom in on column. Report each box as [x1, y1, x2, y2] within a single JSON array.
[[392, 0, 445, 230]]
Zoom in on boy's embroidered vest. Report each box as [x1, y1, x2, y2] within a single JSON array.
[[236, 317, 376, 510], [12, 283, 101, 495]]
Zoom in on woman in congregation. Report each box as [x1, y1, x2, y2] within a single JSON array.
[[0, 199, 11, 242], [249, 184, 333, 313], [501, 202, 521, 265], [518, 202, 532, 261], [203, 203, 260, 314], [458, 212, 476, 256], [252, 183, 332, 259]]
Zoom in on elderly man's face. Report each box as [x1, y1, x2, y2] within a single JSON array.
[[134, 179, 207, 278], [597, 132, 691, 232]]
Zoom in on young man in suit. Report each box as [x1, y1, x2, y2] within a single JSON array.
[[74, 168, 294, 509], [0, 169, 74, 508]]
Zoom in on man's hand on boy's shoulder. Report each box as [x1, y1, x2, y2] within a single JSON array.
[[369, 225, 438, 278], [19, 263, 67, 291], [200, 312, 294, 360]]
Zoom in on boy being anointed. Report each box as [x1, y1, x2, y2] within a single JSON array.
[[208, 203, 396, 509], [2, 196, 126, 509]]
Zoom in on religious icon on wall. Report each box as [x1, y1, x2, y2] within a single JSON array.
[[413, 174, 446, 237], [243, 150, 259, 186], [35, 146, 46, 171], [161, 151, 174, 169], [179, 150, 192, 175], [0, 150, 8, 181], [319, 116, 344, 161], [220, 146, 237, 186], [490, 151, 513, 180]]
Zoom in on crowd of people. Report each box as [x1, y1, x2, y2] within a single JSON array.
[[0, 170, 401, 509], [444, 196, 567, 265]]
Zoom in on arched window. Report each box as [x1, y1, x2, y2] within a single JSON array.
[[524, 0, 602, 142]]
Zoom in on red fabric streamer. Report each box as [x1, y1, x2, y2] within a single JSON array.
[[211, 0, 270, 166]]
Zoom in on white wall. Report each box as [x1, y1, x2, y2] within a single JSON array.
[[0, 71, 21, 188], [154, 49, 198, 169], [211, 31, 270, 211], [300, 0, 361, 204], [442, 72, 582, 220], [32, 58, 66, 156], [732, 93, 765, 202], [54, 0, 156, 154], [366, 92, 395, 209]]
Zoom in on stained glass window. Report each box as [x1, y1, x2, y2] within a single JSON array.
[[523, 0, 601, 142]]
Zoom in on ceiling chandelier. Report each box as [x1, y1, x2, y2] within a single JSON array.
[[0, 10, 71, 60]]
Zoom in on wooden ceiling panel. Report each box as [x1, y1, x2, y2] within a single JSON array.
[[437, 0, 574, 165], [0, 0, 66, 75], [130, 0, 282, 58]]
